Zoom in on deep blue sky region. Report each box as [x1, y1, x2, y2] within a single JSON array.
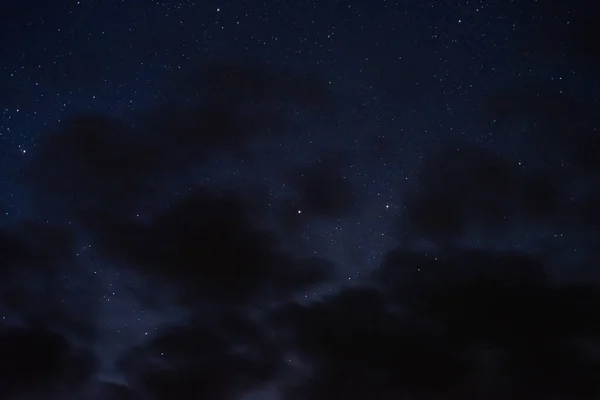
[[1, 1, 600, 399]]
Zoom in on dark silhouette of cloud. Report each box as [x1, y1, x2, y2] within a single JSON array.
[[264, 249, 600, 399], [98, 383, 138, 400], [0, 223, 98, 399], [0, 229, 27, 270], [24, 60, 332, 219], [484, 83, 600, 240], [117, 314, 282, 400], [19, 60, 336, 311], [16, 60, 337, 319], [0, 222, 98, 339], [398, 143, 564, 244], [376, 248, 547, 299], [9, 41, 599, 400], [25, 106, 272, 217], [82, 187, 332, 305], [104, 246, 600, 399], [278, 291, 472, 399], [0, 327, 96, 399]]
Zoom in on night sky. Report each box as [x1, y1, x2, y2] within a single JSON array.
[[1, 0, 600, 399]]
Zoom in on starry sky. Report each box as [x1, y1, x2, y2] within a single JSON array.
[[1, 0, 600, 399]]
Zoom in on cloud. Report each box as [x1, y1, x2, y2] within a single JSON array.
[[117, 314, 283, 400], [106, 246, 600, 399], [0, 326, 97, 399], [21, 60, 335, 306], [277, 290, 472, 399], [24, 60, 332, 219], [12, 50, 599, 400], [24, 105, 276, 217], [484, 81, 600, 237], [266, 248, 600, 399], [0, 229, 27, 271], [0, 223, 98, 399], [82, 187, 332, 305], [89, 382, 138, 400], [398, 143, 564, 244], [0, 222, 98, 338], [99, 168, 600, 399]]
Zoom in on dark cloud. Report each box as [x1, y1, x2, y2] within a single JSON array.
[[10, 26, 599, 399], [104, 247, 600, 399], [0, 223, 97, 339], [95, 383, 138, 400], [21, 92, 597, 400], [82, 187, 331, 305], [376, 248, 547, 299], [0, 229, 27, 270], [0, 326, 96, 399], [267, 249, 600, 399], [277, 290, 472, 399], [19, 60, 336, 313], [483, 82, 600, 239], [398, 143, 564, 244], [85, 382, 138, 400], [25, 105, 273, 217], [117, 314, 282, 400], [24, 60, 332, 218], [10, 221, 77, 268], [2, 66, 324, 340], [0, 224, 99, 398]]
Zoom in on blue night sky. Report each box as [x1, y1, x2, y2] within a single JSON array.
[[1, 0, 599, 399]]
